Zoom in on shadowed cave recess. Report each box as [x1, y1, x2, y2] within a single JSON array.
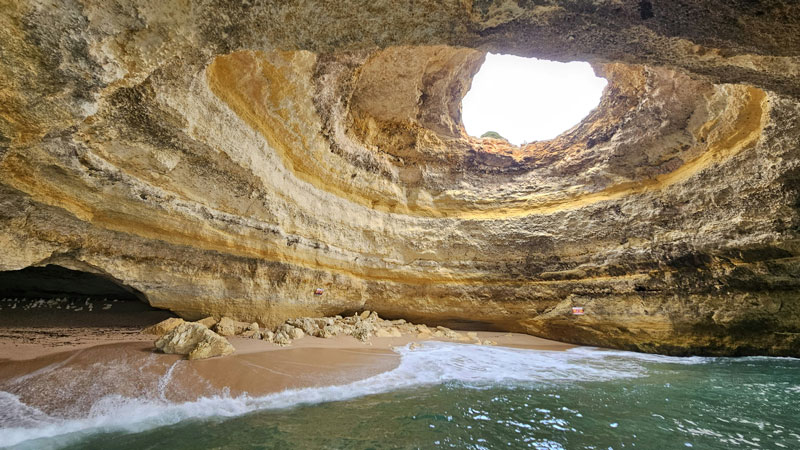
[[0, 265, 144, 301], [0, 265, 171, 329], [1, 0, 799, 356]]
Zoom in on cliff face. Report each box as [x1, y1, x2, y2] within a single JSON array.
[[2, 0, 799, 356]]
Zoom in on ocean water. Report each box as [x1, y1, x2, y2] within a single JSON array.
[[2, 342, 798, 449]]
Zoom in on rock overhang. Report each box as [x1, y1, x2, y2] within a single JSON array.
[[204, 47, 770, 220], [1, 0, 798, 356]]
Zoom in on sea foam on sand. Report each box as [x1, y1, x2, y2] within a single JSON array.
[[0, 342, 711, 449]]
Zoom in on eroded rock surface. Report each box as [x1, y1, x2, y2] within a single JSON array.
[[142, 317, 185, 336], [265, 311, 484, 346], [214, 317, 257, 337], [155, 322, 234, 360], [1, 1, 799, 356]]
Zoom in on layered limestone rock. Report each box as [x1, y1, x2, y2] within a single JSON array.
[[1, 1, 799, 356]]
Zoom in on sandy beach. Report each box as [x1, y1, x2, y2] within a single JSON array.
[[0, 305, 573, 418]]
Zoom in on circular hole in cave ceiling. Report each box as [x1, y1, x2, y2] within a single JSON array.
[[462, 53, 608, 146]]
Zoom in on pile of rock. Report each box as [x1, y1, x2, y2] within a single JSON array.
[[142, 312, 497, 357], [265, 311, 497, 347], [143, 317, 235, 360], [212, 316, 260, 338]]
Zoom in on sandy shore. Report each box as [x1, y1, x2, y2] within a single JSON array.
[[0, 316, 574, 417], [0, 296, 173, 359]]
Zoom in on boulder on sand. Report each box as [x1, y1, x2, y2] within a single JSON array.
[[375, 327, 402, 338], [142, 317, 185, 336], [195, 316, 217, 328], [240, 325, 262, 339], [155, 322, 235, 360], [270, 324, 304, 345], [273, 330, 292, 346], [214, 316, 253, 336], [352, 320, 374, 342]]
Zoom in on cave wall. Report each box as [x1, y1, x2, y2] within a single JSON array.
[[1, 0, 799, 355]]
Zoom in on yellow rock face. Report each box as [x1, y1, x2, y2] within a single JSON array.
[[142, 318, 185, 336], [1, 1, 799, 356]]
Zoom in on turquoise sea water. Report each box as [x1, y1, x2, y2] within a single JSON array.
[[3, 342, 799, 449]]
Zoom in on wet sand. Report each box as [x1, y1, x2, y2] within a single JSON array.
[[0, 340, 402, 416]]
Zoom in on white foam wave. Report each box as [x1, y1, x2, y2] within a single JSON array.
[[563, 347, 715, 365], [0, 342, 710, 449], [157, 361, 180, 402]]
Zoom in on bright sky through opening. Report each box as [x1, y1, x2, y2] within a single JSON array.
[[462, 54, 608, 146]]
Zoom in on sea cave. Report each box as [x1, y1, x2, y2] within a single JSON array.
[[1, 1, 799, 448]]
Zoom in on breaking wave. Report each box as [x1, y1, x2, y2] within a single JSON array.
[[0, 342, 742, 449]]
